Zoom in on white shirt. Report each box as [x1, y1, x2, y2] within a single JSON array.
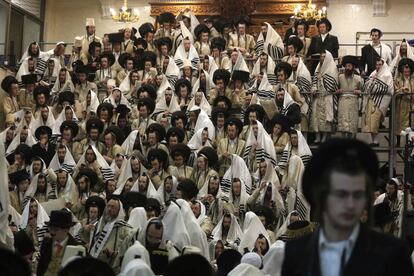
[[372, 43, 393, 65], [319, 223, 360, 276], [321, 33, 328, 42]]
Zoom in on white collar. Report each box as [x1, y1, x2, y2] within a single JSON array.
[[319, 223, 360, 252], [54, 236, 69, 247]]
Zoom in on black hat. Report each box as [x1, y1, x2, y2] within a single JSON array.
[[98, 51, 115, 66], [33, 85, 50, 101], [171, 143, 191, 161], [294, 19, 309, 33], [60, 120, 79, 137], [398, 58, 414, 73], [155, 37, 173, 52], [97, 102, 114, 120], [139, 23, 155, 37], [46, 209, 75, 229], [147, 148, 168, 168], [116, 104, 131, 118], [287, 36, 303, 53], [204, 16, 215, 23], [158, 12, 175, 24], [270, 114, 289, 133], [59, 257, 115, 276], [1, 76, 18, 93], [174, 78, 192, 95], [118, 53, 133, 69], [302, 138, 379, 208], [374, 202, 393, 226], [231, 70, 250, 83], [213, 69, 231, 86], [275, 62, 293, 78], [74, 63, 89, 75], [122, 191, 147, 211], [137, 84, 157, 100], [233, 15, 251, 26], [76, 167, 99, 187], [370, 27, 383, 37], [9, 170, 30, 186], [14, 230, 36, 256], [58, 91, 75, 105], [166, 127, 185, 143], [171, 111, 187, 127], [137, 97, 156, 114], [88, 41, 102, 55], [253, 205, 275, 227], [198, 146, 218, 167], [211, 37, 226, 52], [142, 51, 157, 67], [15, 144, 32, 162], [86, 118, 104, 134], [105, 126, 125, 145], [146, 123, 166, 141], [85, 196, 106, 217], [177, 179, 199, 200], [135, 37, 148, 50], [244, 104, 265, 125], [21, 74, 37, 85], [211, 107, 229, 125], [214, 96, 232, 110], [317, 18, 332, 32], [108, 32, 124, 44], [224, 117, 243, 134], [35, 126, 52, 140], [285, 220, 314, 241], [213, 18, 231, 34], [194, 24, 210, 39], [341, 55, 359, 68]]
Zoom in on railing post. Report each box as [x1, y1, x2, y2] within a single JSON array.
[[389, 93, 396, 179]]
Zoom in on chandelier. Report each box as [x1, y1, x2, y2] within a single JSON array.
[[109, 0, 140, 23], [293, 0, 327, 21]]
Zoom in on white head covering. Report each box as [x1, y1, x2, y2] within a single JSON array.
[[82, 90, 100, 114], [116, 155, 146, 187], [243, 120, 277, 166], [238, 211, 270, 254], [157, 176, 178, 205], [202, 55, 218, 76], [5, 130, 36, 156], [232, 50, 250, 75], [119, 71, 133, 94], [187, 127, 213, 150], [121, 254, 154, 276], [192, 69, 215, 98], [278, 130, 312, 173], [228, 263, 265, 276], [252, 53, 277, 85], [221, 154, 252, 201], [192, 107, 215, 138], [254, 73, 275, 100], [42, 57, 62, 82], [212, 213, 243, 244], [51, 69, 74, 94], [174, 22, 200, 69], [165, 56, 181, 87], [391, 39, 414, 76], [0, 139, 12, 246], [127, 207, 148, 230], [255, 22, 284, 61], [187, 91, 212, 115], [20, 198, 50, 243], [29, 106, 56, 136], [121, 241, 151, 274], [76, 145, 115, 181], [194, 200, 207, 225], [241, 252, 263, 269], [129, 176, 162, 202], [162, 202, 191, 251], [153, 87, 181, 119], [103, 88, 131, 109], [23, 173, 56, 205], [53, 105, 78, 135], [262, 240, 285, 276], [121, 130, 142, 156]]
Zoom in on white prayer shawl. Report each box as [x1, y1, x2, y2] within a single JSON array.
[[255, 73, 275, 100], [16, 51, 47, 82], [20, 198, 49, 243], [76, 145, 115, 181], [23, 173, 57, 206], [255, 22, 284, 61], [212, 213, 243, 245], [204, 55, 219, 76], [313, 50, 339, 122], [0, 139, 13, 248], [116, 156, 146, 189], [364, 60, 394, 116], [176, 199, 210, 258], [187, 127, 213, 151], [228, 263, 265, 276], [165, 56, 181, 87], [162, 202, 192, 251], [221, 154, 253, 203], [174, 22, 200, 69], [103, 92, 131, 109], [153, 87, 181, 120], [29, 106, 57, 136], [391, 39, 414, 76], [192, 69, 215, 98], [252, 53, 277, 85], [51, 70, 75, 94], [130, 177, 161, 202], [192, 107, 215, 139], [262, 240, 285, 276], [239, 211, 271, 254], [119, 71, 133, 94], [121, 241, 151, 274], [53, 105, 79, 135], [5, 131, 36, 156], [49, 145, 76, 173], [29, 158, 47, 179], [195, 199, 208, 225], [289, 58, 312, 115], [374, 189, 404, 237], [127, 207, 148, 230], [122, 259, 155, 276], [197, 175, 224, 199], [121, 130, 143, 157], [157, 176, 178, 205], [42, 57, 62, 84], [278, 130, 312, 172], [90, 200, 129, 257], [243, 120, 277, 166], [188, 12, 200, 40], [82, 90, 100, 114], [232, 50, 250, 76], [187, 91, 212, 115], [43, 174, 78, 211]]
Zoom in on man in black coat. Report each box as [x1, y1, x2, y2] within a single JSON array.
[[37, 210, 83, 276], [275, 88, 301, 128], [31, 125, 56, 166], [281, 139, 413, 276], [307, 18, 339, 74]]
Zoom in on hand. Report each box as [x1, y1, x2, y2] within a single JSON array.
[[354, 89, 361, 95], [223, 152, 230, 159], [239, 47, 247, 54], [260, 182, 267, 191]]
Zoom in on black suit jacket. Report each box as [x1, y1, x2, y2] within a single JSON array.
[[31, 143, 56, 167], [307, 34, 339, 74], [282, 226, 413, 276], [37, 234, 81, 276], [360, 44, 381, 76]]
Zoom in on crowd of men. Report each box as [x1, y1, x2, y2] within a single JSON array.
[[0, 9, 414, 276]]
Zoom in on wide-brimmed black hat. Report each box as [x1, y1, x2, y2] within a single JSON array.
[[194, 24, 210, 39], [213, 69, 231, 86], [146, 123, 166, 141], [166, 127, 185, 143], [142, 51, 157, 67], [171, 143, 191, 161], [211, 107, 229, 125], [108, 32, 124, 44], [294, 19, 309, 33], [137, 85, 157, 100], [302, 138, 378, 208], [213, 96, 232, 110], [275, 62, 293, 78], [85, 196, 106, 217], [171, 111, 187, 127], [105, 126, 125, 145], [198, 146, 218, 167], [147, 148, 168, 168], [213, 18, 231, 34], [9, 170, 30, 185], [373, 202, 393, 226], [15, 144, 32, 162], [86, 118, 104, 134], [116, 104, 131, 118], [122, 191, 147, 211], [398, 58, 414, 73], [211, 37, 226, 52], [233, 15, 251, 26], [287, 36, 303, 53], [97, 102, 114, 120], [58, 91, 75, 105], [135, 37, 148, 50], [33, 85, 50, 101], [174, 78, 192, 95], [60, 120, 79, 137], [139, 22, 155, 37], [155, 37, 173, 52], [269, 114, 290, 133], [317, 18, 332, 32], [341, 55, 359, 68], [118, 52, 133, 69], [46, 210, 75, 229], [21, 74, 37, 85], [137, 97, 156, 114], [98, 51, 115, 67], [224, 117, 243, 134], [158, 12, 175, 24], [74, 63, 89, 75], [231, 70, 250, 83], [88, 41, 102, 55], [244, 104, 265, 125], [76, 167, 99, 187], [35, 126, 52, 140], [1, 76, 18, 93]]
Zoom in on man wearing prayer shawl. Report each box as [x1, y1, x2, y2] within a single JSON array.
[[209, 69, 232, 105], [168, 143, 193, 182], [51, 68, 75, 96], [49, 144, 76, 174], [31, 126, 56, 166], [23, 173, 57, 204], [228, 52, 249, 116], [73, 65, 98, 117], [73, 118, 105, 161], [360, 28, 392, 76], [190, 146, 219, 190], [79, 18, 102, 57], [194, 24, 211, 56], [152, 87, 181, 122], [211, 213, 243, 250], [222, 174, 251, 224], [252, 52, 277, 85], [391, 38, 414, 77], [228, 16, 256, 58], [361, 58, 394, 146], [310, 50, 339, 143], [211, 37, 231, 71], [174, 22, 200, 70], [275, 62, 303, 106], [155, 12, 176, 41], [239, 212, 271, 255], [18, 74, 37, 110], [198, 175, 225, 226], [89, 197, 132, 268], [255, 22, 284, 62]]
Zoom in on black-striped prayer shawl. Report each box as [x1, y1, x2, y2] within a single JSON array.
[[255, 38, 284, 62], [296, 75, 312, 115]]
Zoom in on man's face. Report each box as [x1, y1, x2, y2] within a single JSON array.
[[324, 171, 367, 232], [222, 216, 231, 232], [146, 32, 154, 43], [217, 117, 225, 128], [201, 32, 209, 42], [131, 158, 141, 173], [139, 176, 148, 191], [276, 90, 285, 103], [148, 132, 157, 146], [197, 156, 206, 170], [28, 60, 35, 71], [371, 31, 380, 43], [227, 125, 237, 139], [18, 180, 29, 193], [248, 112, 257, 123], [297, 25, 305, 36], [139, 106, 148, 118], [144, 61, 152, 72], [277, 71, 286, 83], [58, 147, 66, 162], [232, 181, 241, 196], [106, 180, 116, 193], [40, 107, 48, 120], [89, 206, 99, 220], [163, 22, 171, 31], [105, 199, 120, 220], [216, 79, 225, 91], [131, 72, 139, 83], [59, 71, 66, 83], [78, 177, 88, 192], [209, 178, 219, 194], [62, 129, 72, 142], [164, 178, 173, 193], [33, 161, 42, 174], [238, 23, 246, 35], [261, 25, 267, 35], [101, 57, 108, 69], [287, 44, 295, 55], [386, 183, 397, 198], [345, 63, 354, 75], [87, 26, 95, 36], [20, 129, 28, 142], [65, 108, 73, 121], [255, 237, 267, 254], [231, 51, 238, 63], [252, 123, 259, 137], [24, 112, 32, 124], [168, 136, 178, 147], [124, 28, 132, 39], [375, 60, 383, 72], [86, 149, 95, 162], [183, 39, 191, 52], [151, 159, 161, 172], [260, 54, 268, 67], [162, 58, 169, 71], [29, 201, 38, 217], [191, 202, 201, 218], [165, 89, 173, 103], [403, 67, 411, 78], [400, 43, 408, 56], [104, 134, 115, 148], [78, 73, 86, 83], [89, 129, 99, 141], [115, 155, 124, 168], [259, 161, 267, 176], [318, 23, 327, 35], [195, 92, 203, 105], [290, 134, 298, 147], [57, 171, 68, 186], [273, 124, 282, 135], [124, 180, 133, 193], [201, 130, 208, 143], [146, 223, 163, 249], [126, 60, 134, 71]]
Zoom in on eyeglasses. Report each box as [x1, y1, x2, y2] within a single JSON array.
[[329, 190, 366, 200]]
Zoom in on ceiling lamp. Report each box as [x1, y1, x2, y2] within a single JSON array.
[[110, 0, 140, 23], [293, 0, 327, 21]]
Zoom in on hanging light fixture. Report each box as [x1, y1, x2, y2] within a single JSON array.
[[110, 0, 140, 23], [293, 0, 327, 21]]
